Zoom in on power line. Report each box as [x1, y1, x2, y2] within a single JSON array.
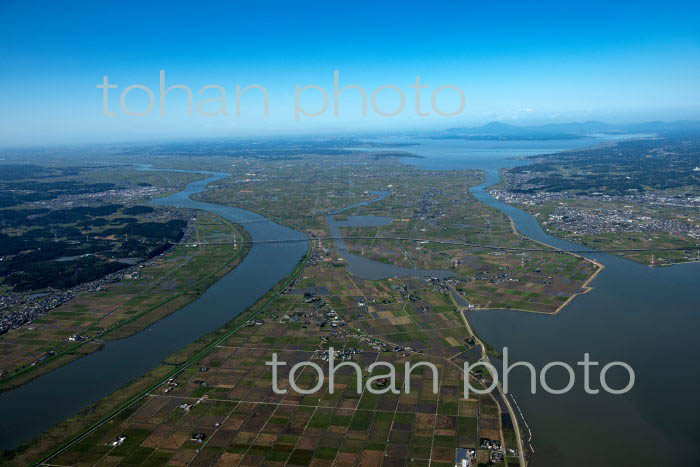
[[181, 236, 700, 254]]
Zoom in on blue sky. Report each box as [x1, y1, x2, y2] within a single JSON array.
[[1, 0, 699, 145]]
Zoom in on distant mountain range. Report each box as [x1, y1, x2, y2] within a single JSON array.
[[430, 120, 700, 140]]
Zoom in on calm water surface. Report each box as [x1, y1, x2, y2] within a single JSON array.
[[0, 168, 307, 450], [326, 190, 454, 280], [389, 138, 700, 466], [1, 140, 698, 467]]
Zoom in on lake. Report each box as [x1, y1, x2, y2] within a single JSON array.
[[383, 137, 700, 466]]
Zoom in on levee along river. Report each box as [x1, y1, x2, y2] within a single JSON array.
[[393, 137, 700, 466], [0, 167, 308, 450], [0, 164, 461, 451]]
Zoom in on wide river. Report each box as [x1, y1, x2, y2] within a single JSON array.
[[391, 138, 700, 466], [0, 168, 308, 450], [1, 140, 698, 467]]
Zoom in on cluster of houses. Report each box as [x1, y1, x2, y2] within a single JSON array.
[[305, 251, 324, 267], [245, 318, 265, 327], [316, 347, 364, 362], [544, 205, 700, 238], [162, 377, 179, 394], [32, 184, 168, 211], [0, 246, 172, 338], [491, 186, 700, 239], [277, 293, 347, 330], [108, 435, 127, 447], [479, 438, 502, 451]]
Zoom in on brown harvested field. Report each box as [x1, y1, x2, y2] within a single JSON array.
[[34, 239, 522, 467], [0, 212, 248, 390]]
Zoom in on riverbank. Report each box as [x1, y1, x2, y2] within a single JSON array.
[[384, 136, 700, 465], [0, 167, 309, 454], [1, 238, 311, 465], [505, 211, 605, 316], [450, 290, 527, 466], [465, 173, 700, 466], [0, 214, 251, 393], [19, 167, 531, 466]]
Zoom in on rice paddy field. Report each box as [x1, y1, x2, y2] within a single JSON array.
[[2, 155, 603, 465], [0, 211, 248, 391], [33, 238, 520, 467]]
